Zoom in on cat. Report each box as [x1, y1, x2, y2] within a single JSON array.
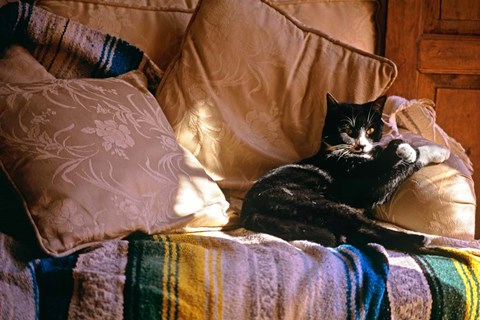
[[240, 93, 450, 251]]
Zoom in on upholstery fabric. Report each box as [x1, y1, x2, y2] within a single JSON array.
[[36, 0, 196, 72], [376, 97, 477, 239], [0, 45, 55, 83], [0, 45, 56, 245], [36, 0, 379, 72], [0, 233, 38, 319], [270, 0, 378, 53], [0, 70, 230, 256], [0, 2, 162, 92], [39, 230, 480, 320], [156, 0, 397, 206]]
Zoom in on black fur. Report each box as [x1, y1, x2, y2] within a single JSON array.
[[240, 93, 432, 251]]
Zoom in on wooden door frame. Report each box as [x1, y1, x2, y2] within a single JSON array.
[[383, 0, 479, 238], [384, 0, 425, 99]]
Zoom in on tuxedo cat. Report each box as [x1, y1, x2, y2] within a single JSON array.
[[240, 93, 449, 251]]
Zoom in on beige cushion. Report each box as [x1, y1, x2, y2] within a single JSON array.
[[0, 45, 56, 246], [36, 0, 379, 72], [270, 0, 378, 53], [376, 97, 477, 240], [0, 70, 230, 256], [0, 45, 55, 83], [156, 0, 397, 209], [37, 0, 196, 71]]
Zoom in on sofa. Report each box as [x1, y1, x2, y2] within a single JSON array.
[[0, 0, 479, 319]]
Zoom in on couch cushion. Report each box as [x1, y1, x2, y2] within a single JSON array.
[[376, 97, 477, 240], [0, 70, 231, 256], [0, 45, 55, 83], [377, 137, 476, 240], [156, 0, 397, 208], [271, 0, 378, 53], [36, 0, 379, 72]]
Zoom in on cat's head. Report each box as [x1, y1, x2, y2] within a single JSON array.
[[321, 93, 387, 156]]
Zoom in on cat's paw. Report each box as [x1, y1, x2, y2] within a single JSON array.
[[396, 143, 417, 163], [417, 145, 450, 166]]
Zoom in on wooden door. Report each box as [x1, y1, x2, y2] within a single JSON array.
[[384, 0, 480, 238]]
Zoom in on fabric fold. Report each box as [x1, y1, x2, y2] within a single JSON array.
[[0, 233, 38, 320], [0, 1, 162, 92]]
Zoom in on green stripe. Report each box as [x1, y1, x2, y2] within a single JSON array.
[[414, 254, 466, 320], [166, 237, 173, 319], [124, 239, 167, 320], [412, 255, 442, 320], [174, 242, 180, 320], [124, 240, 141, 320]]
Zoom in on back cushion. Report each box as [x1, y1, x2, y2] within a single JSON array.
[[36, 0, 380, 70], [155, 0, 397, 206]]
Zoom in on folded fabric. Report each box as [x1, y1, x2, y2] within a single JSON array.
[[35, 254, 78, 320], [31, 231, 480, 320], [0, 233, 38, 320], [375, 97, 477, 239], [124, 233, 390, 320], [0, 45, 55, 83], [0, 2, 162, 92]]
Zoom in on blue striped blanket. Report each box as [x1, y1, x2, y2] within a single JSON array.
[[4, 230, 480, 320], [0, 1, 162, 93]]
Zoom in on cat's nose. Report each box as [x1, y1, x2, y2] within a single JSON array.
[[354, 144, 366, 151]]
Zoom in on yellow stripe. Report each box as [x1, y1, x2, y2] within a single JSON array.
[[452, 260, 472, 320], [170, 241, 179, 320], [200, 234, 212, 319], [461, 261, 479, 320], [439, 248, 480, 320], [216, 242, 223, 320], [161, 235, 170, 320], [206, 236, 216, 319], [190, 234, 223, 320], [175, 234, 208, 319]]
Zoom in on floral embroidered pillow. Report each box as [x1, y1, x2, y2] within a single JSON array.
[[0, 71, 230, 256]]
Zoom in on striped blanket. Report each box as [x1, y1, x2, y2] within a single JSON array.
[[18, 230, 477, 320], [2, 230, 480, 319], [0, 1, 162, 92]]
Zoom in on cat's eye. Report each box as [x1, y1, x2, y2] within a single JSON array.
[[344, 127, 353, 135], [366, 128, 375, 135]]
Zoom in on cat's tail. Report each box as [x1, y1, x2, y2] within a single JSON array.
[[348, 222, 429, 252]]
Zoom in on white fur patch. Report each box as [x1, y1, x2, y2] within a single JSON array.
[[417, 145, 450, 166], [396, 143, 417, 163], [357, 129, 373, 153]]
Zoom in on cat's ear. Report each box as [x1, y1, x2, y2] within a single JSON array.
[[326, 93, 339, 108], [372, 95, 387, 113]]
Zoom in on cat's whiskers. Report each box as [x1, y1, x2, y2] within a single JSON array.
[[343, 114, 357, 128], [324, 141, 350, 152], [326, 144, 356, 161], [366, 110, 376, 128], [337, 150, 352, 161]]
